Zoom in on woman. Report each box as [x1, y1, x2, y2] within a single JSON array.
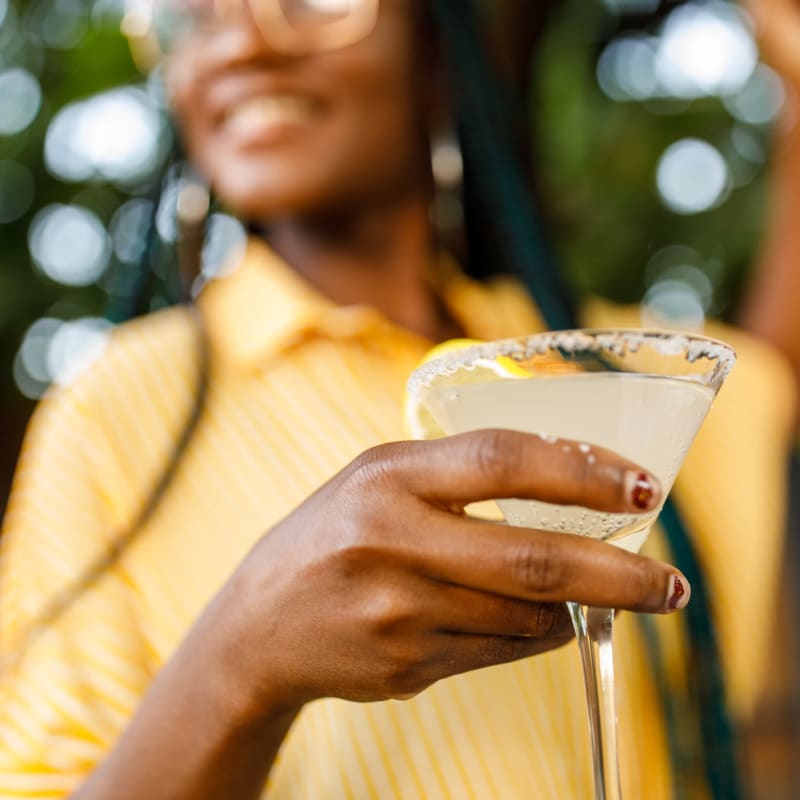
[[0, 1, 794, 797]]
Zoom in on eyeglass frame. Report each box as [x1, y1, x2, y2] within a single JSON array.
[[244, 0, 379, 53], [125, 0, 380, 63]]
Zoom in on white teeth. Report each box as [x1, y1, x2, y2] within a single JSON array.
[[226, 95, 314, 136]]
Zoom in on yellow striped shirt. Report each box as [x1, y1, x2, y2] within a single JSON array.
[[0, 240, 795, 798]]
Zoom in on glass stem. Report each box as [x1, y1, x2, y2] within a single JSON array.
[[568, 602, 622, 800]]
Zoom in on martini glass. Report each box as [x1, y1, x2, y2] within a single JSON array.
[[407, 329, 735, 800]]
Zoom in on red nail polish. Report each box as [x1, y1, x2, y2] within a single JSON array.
[[668, 576, 686, 610], [631, 472, 655, 510]]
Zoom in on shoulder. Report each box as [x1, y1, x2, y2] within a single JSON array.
[[581, 296, 796, 417], [14, 305, 205, 528], [447, 272, 547, 339], [19, 305, 202, 468], [1, 306, 206, 649], [82, 305, 200, 396], [485, 275, 547, 333], [38, 304, 201, 417]]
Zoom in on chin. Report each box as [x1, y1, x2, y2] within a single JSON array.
[[208, 155, 398, 224], [209, 159, 326, 221]]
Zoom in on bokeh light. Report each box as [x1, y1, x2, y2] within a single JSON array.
[[601, 0, 660, 12], [656, 138, 729, 214], [91, 0, 126, 22], [730, 125, 765, 165], [723, 64, 785, 126], [644, 243, 702, 282], [111, 198, 155, 264], [653, 263, 714, 308], [39, 0, 87, 49], [155, 176, 180, 242], [597, 0, 758, 102], [726, 126, 764, 187], [0, 5, 45, 76], [12, 316, 114, 399], [0, 68, 42, 135], [656, 1, 756, 98], [597, 35, 659, 102], [47, 317, 113, 385], [28, 204, 111, 286], [0, 160, 35, 224], [641, 244, 720, 330], [45, 87, 167, 185], [193, 213, 248, 295], [642, 279, 707, 331], [17, 318, 60, 385]]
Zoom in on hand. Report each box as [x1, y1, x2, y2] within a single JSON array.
[[208, 430, 685, 720]]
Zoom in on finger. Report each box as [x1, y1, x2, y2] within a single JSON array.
[[388, 633, 573, 700], [389, 430, 661, 514], [425, 583, 572, 639], [433, 631, 575, 679], [412, 514, 689, 614]]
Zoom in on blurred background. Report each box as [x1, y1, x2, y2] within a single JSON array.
[[0, 0, 796, 794], [0, 0, 780, 502]]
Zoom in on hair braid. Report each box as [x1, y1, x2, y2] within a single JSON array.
[[428, 0, 576, 330]]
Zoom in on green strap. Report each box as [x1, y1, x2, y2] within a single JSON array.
[[2, 308, 210, 675], [657, 501, 744, 799]]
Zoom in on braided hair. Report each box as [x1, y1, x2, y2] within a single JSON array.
[[428, 0, 575, 330]]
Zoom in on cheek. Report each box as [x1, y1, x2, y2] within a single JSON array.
[[166, 61, 215, 174], [210, 150, 323, 218], [205, 123, 419, 221], [343, 49, 425, 160], [294, 59, 427, 206], [190, 103, 422, 219], [171, 46, 427, 218], [328, 84, 422, 179]]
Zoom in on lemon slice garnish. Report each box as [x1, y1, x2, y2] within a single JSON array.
[[404, 339, 479, 440], [404, 338, 528, 440]]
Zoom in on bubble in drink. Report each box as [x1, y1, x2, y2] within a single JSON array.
[[425, 372, 713, 553]]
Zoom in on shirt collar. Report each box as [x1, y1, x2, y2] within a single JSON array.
[[197, 237, 544, 368]]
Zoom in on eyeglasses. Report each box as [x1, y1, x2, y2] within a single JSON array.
[[125, 0, 379, 60], [254, 0, 379, 51]]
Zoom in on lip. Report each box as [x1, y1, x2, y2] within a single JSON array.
[[203, 71, 326, 148], [221, 92, 321, 145]]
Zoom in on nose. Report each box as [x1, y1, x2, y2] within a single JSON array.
[[163, 3, 302, 113], [128, 0, 300, 77], [202, 3, 300, 68]]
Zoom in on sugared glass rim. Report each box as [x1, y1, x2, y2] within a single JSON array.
[[407, 328, 737, 398]]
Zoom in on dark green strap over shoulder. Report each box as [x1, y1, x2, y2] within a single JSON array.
[[1, 307, 210, 675], [658, 501, 744, 799]]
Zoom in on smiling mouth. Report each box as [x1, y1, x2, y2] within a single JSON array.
[[224, 95, 319, 139]]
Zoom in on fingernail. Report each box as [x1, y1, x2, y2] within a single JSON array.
[[625, 470, 660, 511], [666, 575, 690, 611]]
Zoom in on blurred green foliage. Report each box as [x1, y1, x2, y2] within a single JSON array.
[[534, 0, 770, 311], [0, 0, 144, 502]]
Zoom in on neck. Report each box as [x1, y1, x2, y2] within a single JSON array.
[[262, 196, 459, 342]]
